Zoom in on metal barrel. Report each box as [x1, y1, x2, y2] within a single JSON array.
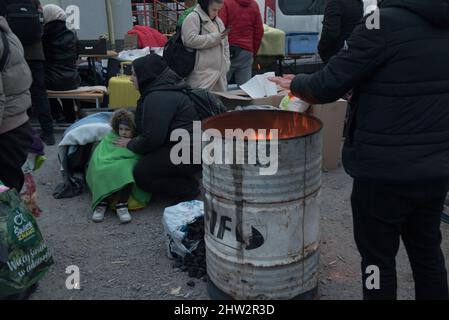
[[202, 110, 323, 300]]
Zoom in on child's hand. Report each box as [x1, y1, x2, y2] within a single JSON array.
[[114, 137, 131, 148]]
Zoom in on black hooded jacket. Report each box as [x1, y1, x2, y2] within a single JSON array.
[[127, 54, 200, 155], [42, 20, 80, 91], [291, 0, 449, 181], [318, 0, 364, 63]]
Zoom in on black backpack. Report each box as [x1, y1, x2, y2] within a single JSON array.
[[3, 1, 43, 45], [186, 89, 227, 120], [164, 12, 202, 78]]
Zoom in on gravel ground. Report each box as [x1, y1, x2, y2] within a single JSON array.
[[29, 137, 449, 300]]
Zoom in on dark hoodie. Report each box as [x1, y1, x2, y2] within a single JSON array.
[[291, 0, 449, 181], [127, 54, 200, 155]]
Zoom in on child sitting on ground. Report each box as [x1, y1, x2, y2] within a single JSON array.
[[86, 109, 150, 224]]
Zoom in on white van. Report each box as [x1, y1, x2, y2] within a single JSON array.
[[255, 0, 377, 34]]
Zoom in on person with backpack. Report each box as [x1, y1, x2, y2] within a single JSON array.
[[181, 0, 230, 92], [219, 0, 264, 85], [114, 54, 202, 204], [42, 4, 80, 123], [0, 0, 55, 145]]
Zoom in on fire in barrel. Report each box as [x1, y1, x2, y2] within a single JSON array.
[[202, 110, 323, 300]]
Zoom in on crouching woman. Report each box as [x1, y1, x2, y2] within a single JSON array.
[[114, 54, 202, 204]]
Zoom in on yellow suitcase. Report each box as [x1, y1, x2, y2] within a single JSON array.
[[108, 75, 140, 109]]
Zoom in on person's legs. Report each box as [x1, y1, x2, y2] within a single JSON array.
[[27, 60, 54, 145], [401, 179, 449, 300], [134, 145, 201, 199], [116, 183, 133, 204], [49, 99, 64, 122], [351, 179, 411, 300], [232, 50, 254, 86], [61, 99, 77, 123], [115, 184, 133, 223], [0, 122, 33, 191]]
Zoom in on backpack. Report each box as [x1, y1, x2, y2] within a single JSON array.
[[146, 86, 227, 121], [4, 1, 43, 45], [164, 12, 202, 78], [186, 88, 227, 120]]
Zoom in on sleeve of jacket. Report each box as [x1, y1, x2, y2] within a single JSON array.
[[182, 13, 222, 50], [291, 19, 388, 104], [253, 4, 264, 55], [0, 75, 5, 128], [318, 0, 343, 61], [127, 96, 177, 155], [219, 3, 228, 27]]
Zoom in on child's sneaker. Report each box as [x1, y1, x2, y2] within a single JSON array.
[[116, 203, 131, 224], [92, 202, 108, 222]]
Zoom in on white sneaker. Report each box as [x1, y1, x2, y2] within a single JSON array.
[[116, 204, 131, 224], [92, 204, 107, 222]]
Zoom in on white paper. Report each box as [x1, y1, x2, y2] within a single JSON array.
[[240, 72, 278, 99]]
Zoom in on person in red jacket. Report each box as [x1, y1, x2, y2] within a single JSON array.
[[219, 0, 263, 85]]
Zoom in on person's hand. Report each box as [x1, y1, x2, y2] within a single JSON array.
[[268, 74, 296, 91], [114, 137, 131, 148], [220, 31, 229, 39]]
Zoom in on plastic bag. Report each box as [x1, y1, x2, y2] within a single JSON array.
[[279, 93, 310, 113], [0, 187, 53, 297], [20, 154, 45, 218], [162, 200, 204, 259]]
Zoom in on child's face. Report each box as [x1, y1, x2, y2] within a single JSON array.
[[118, 124, 133, 138]]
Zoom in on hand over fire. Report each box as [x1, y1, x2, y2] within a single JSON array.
[[268, 74, 296, 91]]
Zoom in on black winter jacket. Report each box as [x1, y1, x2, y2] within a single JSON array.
[[127, 68, 200, 155], [291, 0, 449, 181], [42, 20, 80, 91], [318, 0, 364, 63], [0, 0, 45, 61]]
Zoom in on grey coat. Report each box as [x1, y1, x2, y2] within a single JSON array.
[[182, 6, 230, 92], [0, 17, 33, 129]]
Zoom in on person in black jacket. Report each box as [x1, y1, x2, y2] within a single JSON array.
[[270, 0, 449, 300], [318, 0, 364, 63], [114, 54, 202, 204], [42, 4, 80, 123]]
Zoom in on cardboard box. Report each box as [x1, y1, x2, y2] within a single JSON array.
[[310, 100, 348, 171], [213, 89, 286, 110]]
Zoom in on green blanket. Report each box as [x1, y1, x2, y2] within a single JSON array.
[[86, 132, 150, 211]]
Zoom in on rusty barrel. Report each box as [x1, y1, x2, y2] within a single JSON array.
[[202, 110, 323, 300]]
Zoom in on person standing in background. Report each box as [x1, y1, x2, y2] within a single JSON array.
[[42, 4, 80, 124], [219, 0, 263, 85], [181, 0, 230, 92], [0, 0, 55, 145], [318, 0, 364, 64], [178, 0, 198, 28], [0, 16, 33, 193]]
